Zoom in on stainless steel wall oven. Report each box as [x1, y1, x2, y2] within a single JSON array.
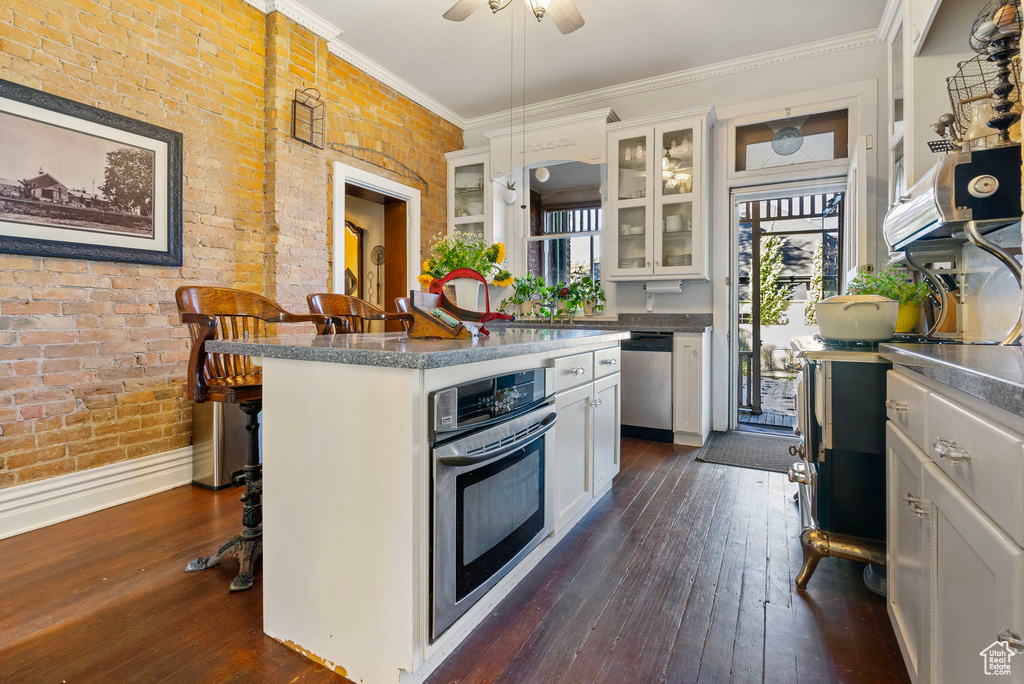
[[430, 370, 556, 640]]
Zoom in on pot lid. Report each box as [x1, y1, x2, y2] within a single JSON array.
[[819, 294, 897, 304]]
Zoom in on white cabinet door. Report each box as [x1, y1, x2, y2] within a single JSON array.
[[445, 148, 491, 241], [672, 332, 707, 437], [924, 462, 1024, 684], [592, 373, 620, 494], [843, 134, 873, 283], [653, 118, 704, 277], [554, 383, 593, 531], [887, 422, 930, 684], [606, 126, 655, 280]]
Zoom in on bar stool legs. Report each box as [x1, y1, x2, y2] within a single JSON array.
[[186, 400, 263, 592]]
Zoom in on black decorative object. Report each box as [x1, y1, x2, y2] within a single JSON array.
[[291, 88, 325, 149], [371, 244, 385, 304], [0, 77, 183, 266], [965, 0, 1022, 144]]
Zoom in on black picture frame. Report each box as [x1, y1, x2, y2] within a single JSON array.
[[0, 77, 183, 266]]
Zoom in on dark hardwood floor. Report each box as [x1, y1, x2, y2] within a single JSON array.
[[0, 438, 908, 684]]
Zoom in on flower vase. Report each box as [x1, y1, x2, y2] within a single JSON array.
[[452, 279, 481, 311], [583, 300, 595, 316], [486, 284, 508, 313], [895, 302, 920, 333], [520, 300, 535, 316]]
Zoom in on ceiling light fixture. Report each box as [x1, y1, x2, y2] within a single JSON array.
[[444, 0, 584, 34], [535, 166, 550, 182]]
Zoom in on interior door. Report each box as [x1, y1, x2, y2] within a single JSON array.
[[924, 462, 1024, 684], [844, 135, 872, 284]]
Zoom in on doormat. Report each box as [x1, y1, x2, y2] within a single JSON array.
[[696, 430, 799, 474]]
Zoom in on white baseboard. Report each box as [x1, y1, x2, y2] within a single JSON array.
[[0, 446, 193, 540]]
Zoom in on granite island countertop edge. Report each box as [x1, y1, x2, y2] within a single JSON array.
[[207, 329, 631, 370]]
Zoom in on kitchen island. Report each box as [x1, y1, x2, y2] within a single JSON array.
[[207, 328, 628, 684]]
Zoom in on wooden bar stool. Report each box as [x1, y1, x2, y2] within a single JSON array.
[[176, 286, 324, 591], [306, 293, 412, 334]]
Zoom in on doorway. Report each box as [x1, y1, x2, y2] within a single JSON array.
[[332, 162, 421, 332], [736, 188, 844, 432]]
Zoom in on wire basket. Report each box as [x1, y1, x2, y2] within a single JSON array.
[[969, 0, 1021, 54], [946, 55, 1021, 138]]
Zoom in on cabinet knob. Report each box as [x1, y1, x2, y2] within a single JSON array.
[[884, 398, 908, 414], [655, 261, 660, 267], [646, 261, 651, 268], [933, 438, 972, 465], [788, 444, 805, 459], [692, 349, 697, 357], [590, 399, 602, 408], [569, 367, 586, 376], [903, 492, 929, 519], [601, 358, 617, 366], [997, 629, 1024, 655]]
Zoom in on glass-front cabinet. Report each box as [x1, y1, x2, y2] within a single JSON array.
[[606, 107, 714, 280], [445, 147, 491, 241]]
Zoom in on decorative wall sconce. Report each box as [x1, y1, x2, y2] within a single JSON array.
[[292, 88, 325, 149]]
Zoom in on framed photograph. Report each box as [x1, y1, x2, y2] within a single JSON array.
[[0, 78, 183, 266]]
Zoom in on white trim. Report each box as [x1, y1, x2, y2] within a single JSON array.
[[241, 0, 467, 129], [265, 0, 343, 42], [325, 38, 466, 128], [331, 162, 422, 301], [877, 0, 905, 42], [463, 30, 881, 131], [482, 108, 619, 140], [607, 105, 716, 131], [0, 447, 193, 540]]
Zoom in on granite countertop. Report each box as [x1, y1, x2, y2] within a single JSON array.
[[207, 328, 629, 370], [879, 343, 1024, 415], [493, 312, 713, 333]]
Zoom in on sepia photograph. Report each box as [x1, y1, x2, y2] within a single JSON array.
[[0, 110, 156, 237], [0, 77, 182, 265]]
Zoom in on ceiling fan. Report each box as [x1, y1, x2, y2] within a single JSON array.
[[443, 0, 585, 34]]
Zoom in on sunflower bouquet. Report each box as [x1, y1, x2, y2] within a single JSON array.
[[418, 231, 513, 288]]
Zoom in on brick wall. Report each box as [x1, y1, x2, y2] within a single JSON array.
[[0, 1, 463, 490]]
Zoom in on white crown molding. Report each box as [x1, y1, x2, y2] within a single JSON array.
[[325, 38, 466, 128], [0, 446, 193, 540], [444, 145, 489, 161], [464, 29, 882, 131], [483, 108, 619, 140], [241, 0, 467, 129], [265, 0, 344, 43], [877, 0, 905, 42], [607, 105, 717, 130]]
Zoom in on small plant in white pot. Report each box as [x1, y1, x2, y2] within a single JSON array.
[[501, 272, 546, 316], [572, 274, 606, 316]]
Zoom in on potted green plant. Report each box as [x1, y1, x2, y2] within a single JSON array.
[[418, 232, 513, 309], [847, 266, 930, 333], [501, 273, 545, 315], [572, 275, 606, 316]]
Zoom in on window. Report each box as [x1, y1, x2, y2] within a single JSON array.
[[735, 109, 849, 172], [526, 206, 601, 286]]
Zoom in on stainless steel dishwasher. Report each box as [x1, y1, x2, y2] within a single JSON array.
[[620, 331, 673, 442]]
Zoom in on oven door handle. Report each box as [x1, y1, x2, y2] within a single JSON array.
[[438, 413, 557, 467], [441, 394, 556, 434]]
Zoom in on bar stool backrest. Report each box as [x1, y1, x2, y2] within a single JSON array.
[[307, 293, 412, 334]]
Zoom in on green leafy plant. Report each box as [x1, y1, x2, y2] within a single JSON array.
[[804, 240, 824, 326], [500, 272, 546, 313], [847, 266, 929, 305], [759, 234, 791, 326], [571, 274, 606, 315], [418, 232, 512, 288]]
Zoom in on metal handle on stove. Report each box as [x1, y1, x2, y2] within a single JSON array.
[[933, 438, 972, 465], [438, 413, 557, 466], [885, 399, 908, 414], [788, 444, 805, 460], [903, 493, 929, 519], [787, 462, 811, 485]]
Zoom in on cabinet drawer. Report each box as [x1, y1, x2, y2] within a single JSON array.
[[552, 352, 594, 393], [927, 392, 1024, 546], [593, 347, 620, 379], [887, 370, 929, 451]]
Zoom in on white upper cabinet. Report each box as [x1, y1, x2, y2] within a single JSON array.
[[445, 147, 492, 241], [606, 107, 715, 282]]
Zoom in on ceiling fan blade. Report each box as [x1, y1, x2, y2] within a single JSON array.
[[547, 0, 585, 34], [443, 0, 481, 22]]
